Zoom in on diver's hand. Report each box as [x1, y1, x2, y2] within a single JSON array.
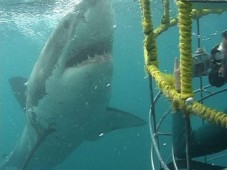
[[218, 66, 225, 78], [174, 57, 181, 92]]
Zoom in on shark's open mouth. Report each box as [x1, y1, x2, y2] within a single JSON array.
[[65, 51, 111, 68], [65, 42, 112, 68]]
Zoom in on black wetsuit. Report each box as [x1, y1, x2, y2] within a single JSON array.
[[172, 110, 227, 159], [172, 44, 227, 159]]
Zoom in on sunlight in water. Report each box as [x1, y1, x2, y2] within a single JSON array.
[[0, 0, 81, 42]]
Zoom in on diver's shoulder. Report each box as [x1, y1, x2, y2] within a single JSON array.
[[211, 44, 221, 55]]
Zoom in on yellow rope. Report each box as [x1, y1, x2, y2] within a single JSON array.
[[177, 1, 193, 100], [161, 0, 170, 25], [148, 65, 227, 128], [139, 0, 227, 128], [190, 103, 227, 128], [140, 0, 158, 67], [154, 9, 226, 38]]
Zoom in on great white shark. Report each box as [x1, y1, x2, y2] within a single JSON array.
[[0, 0, 145, 169]]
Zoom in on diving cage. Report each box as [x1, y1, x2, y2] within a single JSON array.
[[139, 0, 227, 169], [149, 84, 227, 170]]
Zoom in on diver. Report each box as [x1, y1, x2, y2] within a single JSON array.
[[171, 30, 227, 168], [209, 30, 227, 87]]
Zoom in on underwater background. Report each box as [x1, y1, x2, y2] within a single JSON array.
[[0, 0, 227, 169]]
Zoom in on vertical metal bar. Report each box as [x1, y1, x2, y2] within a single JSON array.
[[148, 75, 161, 169], [199, 77, 207, 163], [197, 17, 207, 163], [149, 76, 159, 142], [196, 18, 201, 48], [199, 78, 204, 102], [171, 147, 179, 170], [185, 114, 192, 170]]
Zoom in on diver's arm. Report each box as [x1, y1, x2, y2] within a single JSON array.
[[172, 58, 190, 158], [172, 110, 191, 158], [190, 120, 227, 157], [172, 57, 227, 158], [173, 112, 227, 158]]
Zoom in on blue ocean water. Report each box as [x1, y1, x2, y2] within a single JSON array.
[[0, 0, 227, 170]]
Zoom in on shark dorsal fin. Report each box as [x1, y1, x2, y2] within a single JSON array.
[[9, 76, 27, 111]]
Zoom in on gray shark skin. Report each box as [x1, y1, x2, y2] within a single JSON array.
[[0, 0, 145, 169]]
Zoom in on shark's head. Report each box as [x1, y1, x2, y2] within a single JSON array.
[[61, 0, 115, 70], [26, 0, 115, 108]]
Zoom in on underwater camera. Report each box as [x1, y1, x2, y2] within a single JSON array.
[[192, 48, 210, 77]]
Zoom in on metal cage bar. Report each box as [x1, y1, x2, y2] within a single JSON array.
[[150, 84, 227, 169]]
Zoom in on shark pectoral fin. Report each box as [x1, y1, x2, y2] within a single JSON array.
[[85, 107, 146, 142], [106, 107, 146, 130], [9, 76, 27, 111], [0, 153, 6, 165]]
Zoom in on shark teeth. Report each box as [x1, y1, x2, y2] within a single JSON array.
[[74, 52, 111, 67], [66, 51, 112, 69]]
